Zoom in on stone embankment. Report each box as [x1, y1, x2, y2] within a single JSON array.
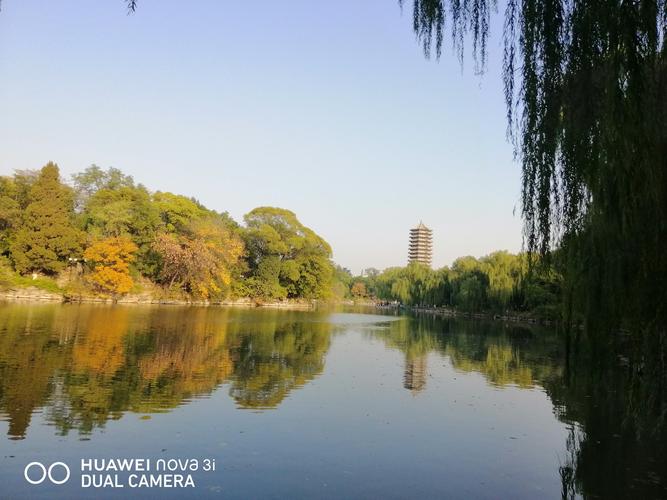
[[0, 287, 62, 302], [0, 287, 315, 310]]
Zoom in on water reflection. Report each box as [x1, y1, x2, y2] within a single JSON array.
[[370, 315, 563, 392], [368, 314, 667, 499], [0, 305, 332, 438], [0, 304, 665, 498], [228, 318, 331, 408]]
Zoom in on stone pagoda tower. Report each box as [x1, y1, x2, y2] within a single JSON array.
[[408, 221, 433, 267]]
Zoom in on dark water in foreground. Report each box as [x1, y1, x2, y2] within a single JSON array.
[[0, 304, 665, 499]]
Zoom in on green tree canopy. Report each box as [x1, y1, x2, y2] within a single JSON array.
[[152, 191, 210, 233], [10, 163, 83, 274], [72, 165, 135, 210], [0, 177, 22, 255], [243, 207, 334, 300], [79, 171, 161, 276]]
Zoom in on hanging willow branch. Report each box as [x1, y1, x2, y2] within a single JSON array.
[[403, 0, 667, 334]]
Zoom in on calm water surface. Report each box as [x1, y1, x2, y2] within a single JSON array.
[[0, 304, 664, 499]]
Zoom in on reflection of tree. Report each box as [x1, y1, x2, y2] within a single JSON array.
[[132, 307, 234, 410], [0, 305, 64, 439], [227, 312, 331, 408], [441, 319, 563, 388], [558, 425, 581, 500], [52, 307, 237, 433], [3, 305, 666, 499], [446, 343, 534, 388], [373, 313, 667, 499], [372, 315, 561, 391], [543, 359, 667, 499], [71, 307, 129, 375], [0, 305, 333, 437]]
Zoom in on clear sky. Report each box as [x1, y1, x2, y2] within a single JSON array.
[[0, 0, 522, 273]]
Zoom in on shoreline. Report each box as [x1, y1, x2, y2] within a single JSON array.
[[375, 304, 559, 327], [0, 286, 559, 324], [0, 287, 315, 310]]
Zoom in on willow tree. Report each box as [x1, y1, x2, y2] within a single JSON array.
[[404, 0, 666, 353]]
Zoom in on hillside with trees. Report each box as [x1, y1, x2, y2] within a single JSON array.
[[0, 163, 336, 303]]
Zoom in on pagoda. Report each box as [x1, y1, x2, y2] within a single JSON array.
[[408, 221, 433, 267]]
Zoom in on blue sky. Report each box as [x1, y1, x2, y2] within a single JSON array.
[[0, 0, 522, 273]]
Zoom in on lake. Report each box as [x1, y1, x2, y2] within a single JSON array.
[[0, 304, 664, 499]]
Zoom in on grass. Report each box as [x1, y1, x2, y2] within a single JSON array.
[[0, 259, 63, 294]]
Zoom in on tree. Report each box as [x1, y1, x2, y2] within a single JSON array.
[[247, 255, 286, 299], [404, 0, 666, 355], [0, 176, 21, 255], [83, 236, 138, 294], [71, 165, 134, 211], [243, 207, 334, 300], [80, 175, 160, 276], [10, 163, 82, 275], [153, 216, 244, 299], [330, 265, 353, 300], [480, 251, 525, 311], [152, 191, 209, 233], [351, 281, 367, 298]]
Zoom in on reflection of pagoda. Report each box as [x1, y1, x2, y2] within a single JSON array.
[[403, 355, 428, 393]]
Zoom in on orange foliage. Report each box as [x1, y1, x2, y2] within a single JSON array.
[[72, 308, 129, 375], [351, 281, 367, 298], [83, 236, 138, 294]]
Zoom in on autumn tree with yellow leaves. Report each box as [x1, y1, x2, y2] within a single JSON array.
[[153, 217, 244, 299], [83, 236, 138, 295]]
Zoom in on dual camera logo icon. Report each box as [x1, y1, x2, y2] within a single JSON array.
[[24, 462, 70, 485]]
